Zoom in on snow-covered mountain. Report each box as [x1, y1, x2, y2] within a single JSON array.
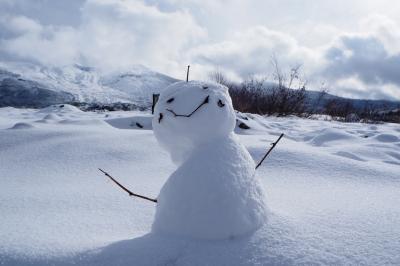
[[0, 62, 178, 108], [2, 61, 399, 112]]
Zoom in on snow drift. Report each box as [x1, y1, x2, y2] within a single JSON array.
[[0, 104, 400, 265]]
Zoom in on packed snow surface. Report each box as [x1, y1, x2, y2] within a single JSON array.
[[152, 81, 267, 239], [0, 104, 400, 265]]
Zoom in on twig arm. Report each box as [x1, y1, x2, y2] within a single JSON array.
[[98, 168, 157, 203], [186, 65, 190, 82], [255, 133, 284, 169]]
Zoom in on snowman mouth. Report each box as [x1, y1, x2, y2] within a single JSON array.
[[166, 95, 209, 118]]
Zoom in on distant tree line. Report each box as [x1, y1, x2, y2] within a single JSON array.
[[209, 57, 400, 123], [322, 98, 400, 123], [70, 102, 147, 112]]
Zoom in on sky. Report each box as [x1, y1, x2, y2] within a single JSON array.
[[0, 0, 400, 100]]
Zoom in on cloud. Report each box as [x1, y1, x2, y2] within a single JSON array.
[[0, 15, 78, 65], [80, 0, 205, 73], [188, 14, 400, 100], [332, 77, 400, 100], [1, 15, 42, 34], [324, 35, 400, 86], [320, 16, 400, 99], [0, 0, 206, 75], [360, 14, 400, 55], [0, 0, 85, 26], [189, 26, 320, 80], [0, 0, 400, 100]]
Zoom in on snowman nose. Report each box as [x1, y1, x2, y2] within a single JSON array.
[[158, 113, 164, 123]]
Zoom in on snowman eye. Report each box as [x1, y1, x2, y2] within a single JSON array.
[[203, 86, 209, 90], [166, 98, 174, 103], [217, 99, 225, 107]]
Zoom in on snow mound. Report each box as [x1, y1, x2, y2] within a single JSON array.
[[58, 119, 110, 127], [152, 81, 267, 239], [8, 122, 35, 130], [35, 113, 63, 124], [386, 151, 400, 161], [334, 151, 366, 162], [234, 113, 272, 134], [43, 113, 61, 120], [374, 133, 399, 143], [38, 104, 83, 114], [106, 115, 152, 130], [307, 128, 357, 146]]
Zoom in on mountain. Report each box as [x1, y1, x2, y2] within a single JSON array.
[[0, 74, 75, 108], [304, 89, 400, 112], [0, 62, 178, 108], [1, 61, 399, 113]]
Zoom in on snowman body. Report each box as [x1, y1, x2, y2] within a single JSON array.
[[152, 81, 267, 239]]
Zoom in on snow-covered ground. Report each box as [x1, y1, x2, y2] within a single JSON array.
[[1, 105, 399, 265]]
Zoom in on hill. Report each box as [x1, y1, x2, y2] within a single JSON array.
[[0, 62, 177, 108]]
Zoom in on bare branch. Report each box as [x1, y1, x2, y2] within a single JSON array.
[[186, 65, 190, 82], [255, 133, 284, 169], [98, 168, 157, 203]]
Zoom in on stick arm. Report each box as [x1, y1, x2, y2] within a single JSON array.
[[255, 133, 284, 169], [98, 168, 157, 203]]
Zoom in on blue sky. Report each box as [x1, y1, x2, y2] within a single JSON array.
[[1, 0, 400, 100]]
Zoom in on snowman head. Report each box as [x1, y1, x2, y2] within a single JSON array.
[[152, 81, 236, 164]]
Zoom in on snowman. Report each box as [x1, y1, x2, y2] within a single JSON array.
[[151, 81, 268, 240]]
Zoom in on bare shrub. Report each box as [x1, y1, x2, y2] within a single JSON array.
[[324, 99, 354, 118], [208, 61, 399, 123], [208, 70, 230, 86], [208, 58, 308, 116]]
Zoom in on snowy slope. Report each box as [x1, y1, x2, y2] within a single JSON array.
[[0, 106, 399, 265], [0, 75, 75, 108], [101, 66, 178, 107], [0, 62, 178, 107]]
